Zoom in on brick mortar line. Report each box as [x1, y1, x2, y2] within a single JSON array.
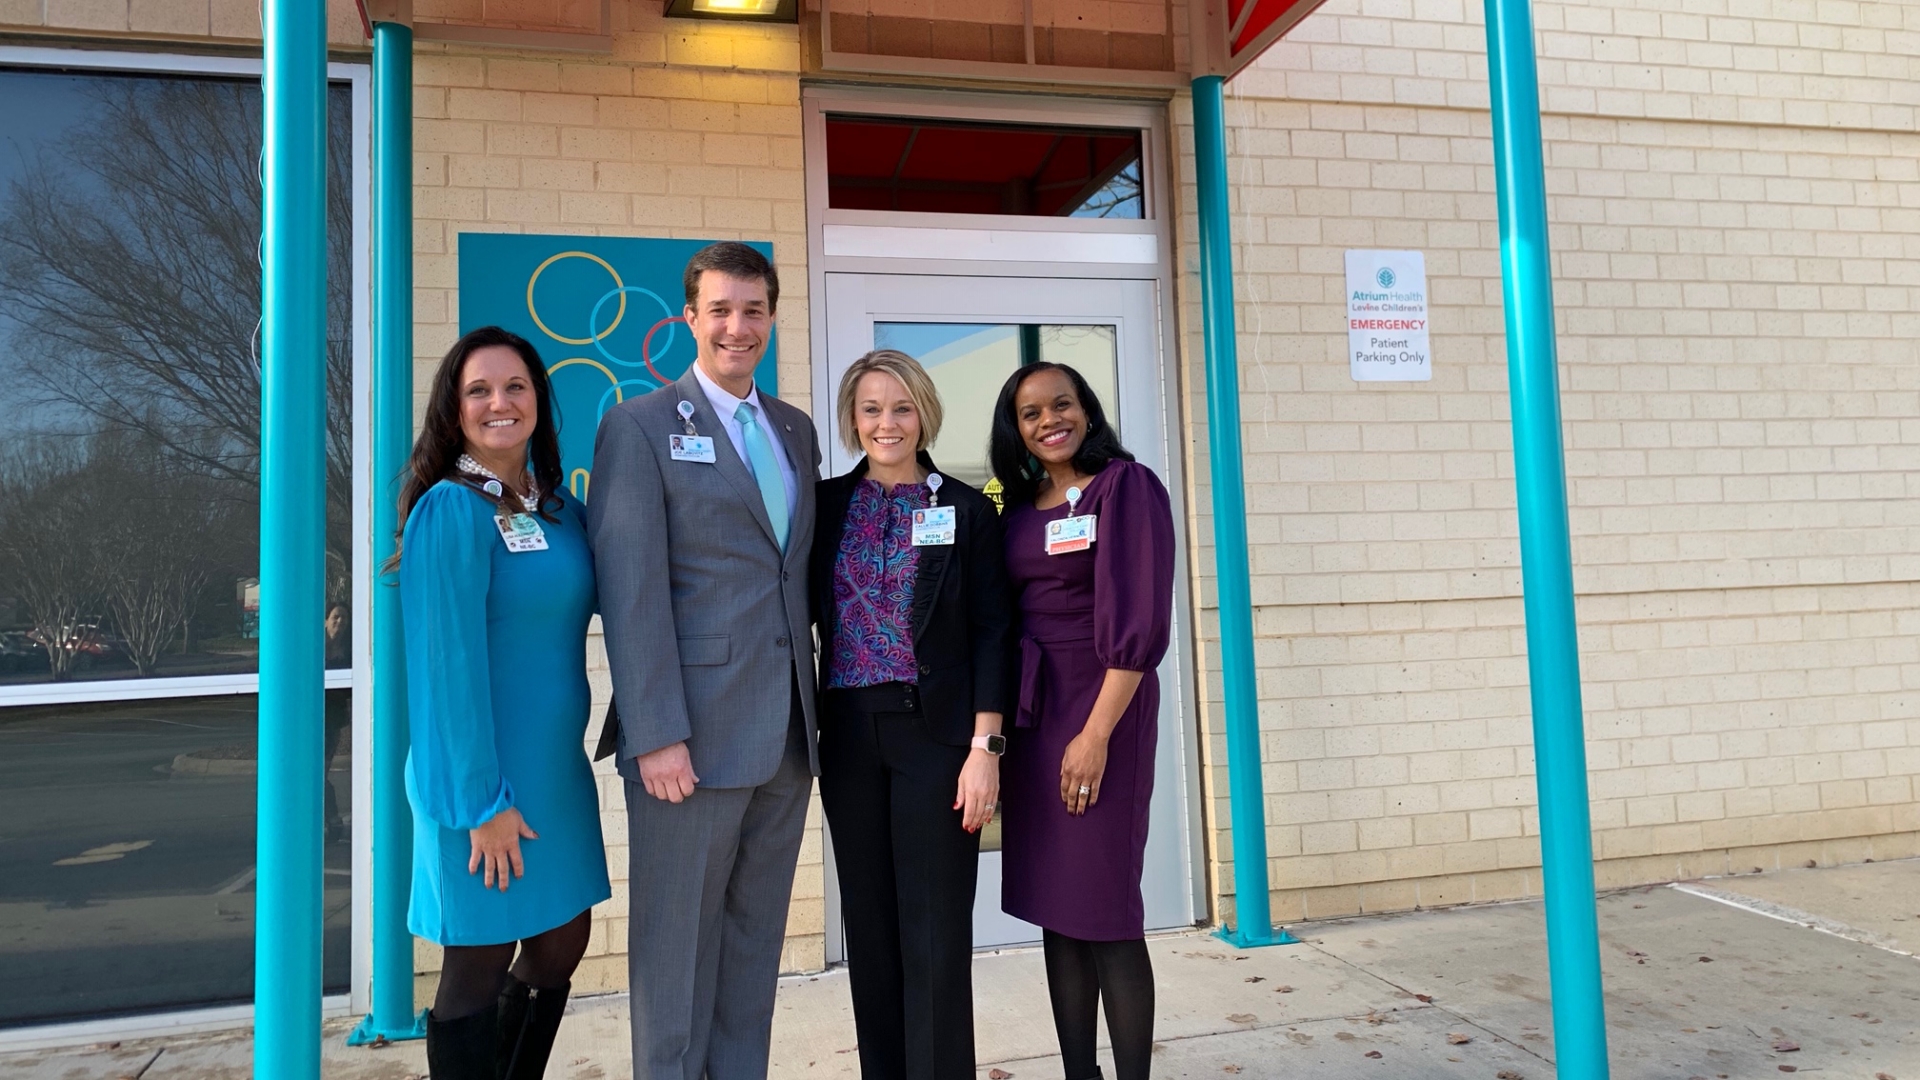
[[1223, 578, 1920, 615], [1214, 88, 1920, 142]]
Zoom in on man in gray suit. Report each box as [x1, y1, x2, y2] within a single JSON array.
[[587, 242, 819, 1080]]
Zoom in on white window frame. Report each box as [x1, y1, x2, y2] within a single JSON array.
[[0, 44, 372, 1042]]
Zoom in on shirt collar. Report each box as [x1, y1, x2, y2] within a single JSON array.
[[692, 361, 763, 421]]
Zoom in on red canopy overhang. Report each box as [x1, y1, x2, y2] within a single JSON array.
[[1221, 0, 1327, 76]]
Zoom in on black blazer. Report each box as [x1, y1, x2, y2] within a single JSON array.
[[810, 452, 1014, 746]]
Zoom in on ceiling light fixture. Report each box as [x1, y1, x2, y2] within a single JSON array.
[[664, 0, 795, 21]]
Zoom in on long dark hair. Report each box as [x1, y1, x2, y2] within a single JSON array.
[[988, 361, 1134, 508], [389, 327, 564, 566]]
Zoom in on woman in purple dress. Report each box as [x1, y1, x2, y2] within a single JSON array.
[[988, 362, 1175, 1080]]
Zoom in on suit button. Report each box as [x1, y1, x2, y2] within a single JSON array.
[[782, 571, 790, 582], [776, 636, 790, 648], [918, 663, 930, 675]]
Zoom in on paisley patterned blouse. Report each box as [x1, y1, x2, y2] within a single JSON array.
[[826, 477, 930, 689]]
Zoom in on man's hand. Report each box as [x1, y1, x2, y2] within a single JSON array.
[[637, 741, 699, 803]]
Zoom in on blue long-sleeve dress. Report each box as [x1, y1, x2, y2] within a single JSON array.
[[400, 480, 611, 946]]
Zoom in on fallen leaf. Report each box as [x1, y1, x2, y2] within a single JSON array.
[[1226, 1013, 1256, 1024], [1772, 1040, 1800, 1053], [1681, 1028, 1698, 1033], [1803, 860, 1816, 868], [1778, 1067, 1797, 1074], [1222, 1066, 1242, 1075], [1698, 955, 1714, 963], [1497, 1071, 1525, 1080], [1245, 975, 1265, 983], [1413, 993, 1434, 1003], [1363, 1050, 1382, 1059], [1875, 1073, 1894, 1079], [1446, 1033, 1471, 1045], [1275, 985, 1296, 993], [989, 1071, 1013, 1080]]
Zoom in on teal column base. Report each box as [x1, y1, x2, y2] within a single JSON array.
[[346, 1008, 429, 1046], [1216, 924, 1302, 949]]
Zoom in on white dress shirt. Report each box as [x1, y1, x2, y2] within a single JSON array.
[[692, 361, 801, 514]]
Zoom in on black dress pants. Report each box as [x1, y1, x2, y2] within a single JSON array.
[[819, 683, 981, 1080]]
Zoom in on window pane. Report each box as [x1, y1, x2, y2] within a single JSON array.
[[872, 321, 1122, 492], [0, 691, 353, 1026], [0, 69, 356, 687], [826, 115, 1144, 218]]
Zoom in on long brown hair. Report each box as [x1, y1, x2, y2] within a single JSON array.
[[388, 327, 564, 568]]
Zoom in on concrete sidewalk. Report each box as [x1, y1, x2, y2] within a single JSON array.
[[4, 860, 1916, 1079]]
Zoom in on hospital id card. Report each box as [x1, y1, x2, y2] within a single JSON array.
[[1044, 514, 1097, 556], [496, 513, 549, 553], [669, 434, 717, 463], [911, 505, 956, 546]]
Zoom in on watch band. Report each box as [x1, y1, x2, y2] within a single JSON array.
[[971, 734, 1006, 756]]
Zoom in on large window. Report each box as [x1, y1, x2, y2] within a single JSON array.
[[0, 54, 363, 1026]]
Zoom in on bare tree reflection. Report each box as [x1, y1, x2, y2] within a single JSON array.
[[0, 75, 353, 679]]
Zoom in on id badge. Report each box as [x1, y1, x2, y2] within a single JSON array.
[[669, 434, 717, 463], [911, 505, 957, 546], [1044, 514, 1097, 556], [496, 513, 549, 553]]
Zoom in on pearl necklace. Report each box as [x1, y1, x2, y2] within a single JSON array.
[[457, 453, 539, 512]]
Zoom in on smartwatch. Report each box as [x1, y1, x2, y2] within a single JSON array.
[[970, 734, 1006, 756]]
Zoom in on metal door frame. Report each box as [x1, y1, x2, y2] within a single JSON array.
[[802, 84, 1204, 962]]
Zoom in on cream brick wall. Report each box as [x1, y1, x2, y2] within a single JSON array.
[[0, 0, 364, 44], [408, 3, 819, 989], [1172, 0, 1920, 926]]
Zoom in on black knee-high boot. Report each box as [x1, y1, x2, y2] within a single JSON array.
[[496, 974, 572, 1080], [427, 1005, 499, 1080]]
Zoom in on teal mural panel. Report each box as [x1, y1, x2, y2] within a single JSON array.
[[458, 233, 777, 501]]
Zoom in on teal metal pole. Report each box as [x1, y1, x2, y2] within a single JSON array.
[[1481, 1, 1611, 1076], [255, 0, 327, 1076], [348, 19, 428, 1047], [1192, 75, 1293, 949]]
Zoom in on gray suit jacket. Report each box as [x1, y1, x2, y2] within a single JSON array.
[[587, 367, 821, 789]]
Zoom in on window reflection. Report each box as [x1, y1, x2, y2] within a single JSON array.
[[826, 115, 1145, 219], [0, 69, 355, 687], [0, 691, 352, 1026]]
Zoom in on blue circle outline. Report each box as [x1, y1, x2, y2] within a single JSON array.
[[589, 286, 678, 369]]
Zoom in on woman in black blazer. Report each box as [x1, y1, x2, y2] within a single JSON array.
[[811, 349, 1013, 1080]]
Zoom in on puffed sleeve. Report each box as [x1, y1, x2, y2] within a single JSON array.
[[1092, 462, 1176, 673], [400, 482, 515, 830]]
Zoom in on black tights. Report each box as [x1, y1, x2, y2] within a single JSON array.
[[433, 910, 591, 1020], [1042, 930, 1155, 1080]]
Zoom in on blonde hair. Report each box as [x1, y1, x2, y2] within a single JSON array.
[[835, 349, 945, 456]]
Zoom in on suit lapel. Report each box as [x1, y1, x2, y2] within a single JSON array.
[[675, 368, 780, 550]]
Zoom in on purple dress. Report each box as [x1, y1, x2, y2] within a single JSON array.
[[1001, 460, 1175, 941]]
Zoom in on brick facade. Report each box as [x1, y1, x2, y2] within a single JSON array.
[[1170, 0, 1920, 925]]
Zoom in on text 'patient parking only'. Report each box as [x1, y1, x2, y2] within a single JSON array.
[[1345, 249, 1432, 383]]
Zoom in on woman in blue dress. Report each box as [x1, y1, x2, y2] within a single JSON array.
[[397, 326, 611, 1079]]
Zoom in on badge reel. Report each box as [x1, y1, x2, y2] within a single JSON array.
[[912, 473, 957, 547], [1044, 485, 1097, 556], [669, 400, 718, 463], [482, 480, 550, 553]]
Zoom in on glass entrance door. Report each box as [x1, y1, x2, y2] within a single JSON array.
[[821, 273, 1193, 951]]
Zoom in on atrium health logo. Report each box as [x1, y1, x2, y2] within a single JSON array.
[[1375, 266, 1396, 290]]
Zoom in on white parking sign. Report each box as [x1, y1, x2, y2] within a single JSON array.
[[1345, 250, 1432, 382]]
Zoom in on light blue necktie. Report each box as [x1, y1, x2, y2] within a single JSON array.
[[734, 401, 790, 551]]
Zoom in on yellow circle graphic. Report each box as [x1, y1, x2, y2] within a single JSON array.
[[547, 356, 624, 401], [527, 251, 626, 346]]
